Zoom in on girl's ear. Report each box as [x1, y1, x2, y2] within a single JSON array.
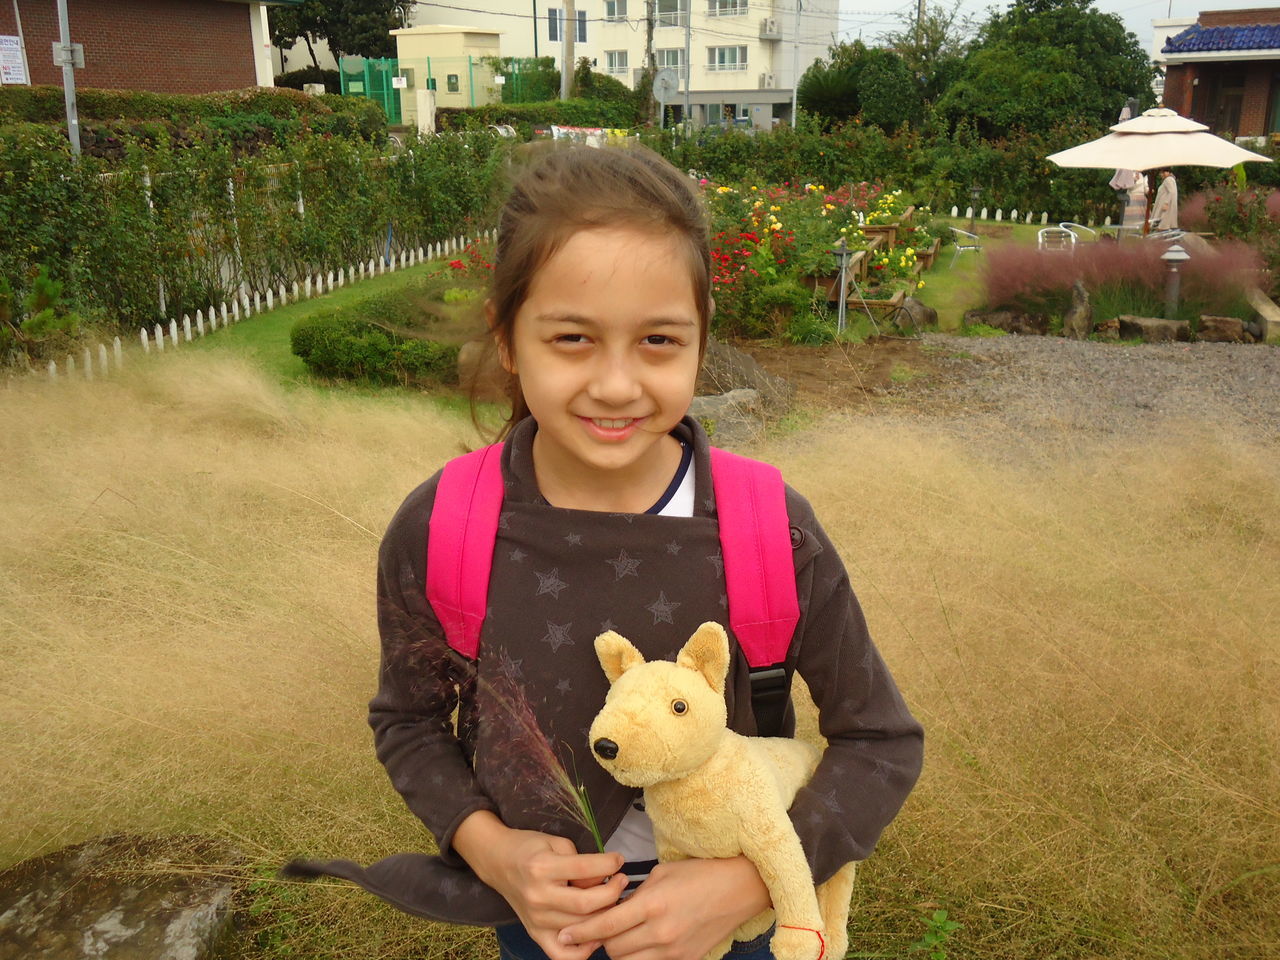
[[485, 299, 516, 375]]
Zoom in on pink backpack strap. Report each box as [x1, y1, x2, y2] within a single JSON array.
[[426, 444, 505, 659], [709, 447, 800, 668]]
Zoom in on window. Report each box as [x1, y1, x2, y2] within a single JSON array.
[[657, 0, 688, 28], [606, 50, 629, 75], [708, 0, 748, 15], [656, 47, 687, 80], [548, 8, 587, 42], [446, 74, 459, 93], [605, 0, 628, 20], [708, 45, 747, 71]]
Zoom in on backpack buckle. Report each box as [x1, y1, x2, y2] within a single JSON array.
[[748, 664, 790, 738]]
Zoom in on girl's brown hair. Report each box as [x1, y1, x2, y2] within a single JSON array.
[[476, 143, 712, 440]]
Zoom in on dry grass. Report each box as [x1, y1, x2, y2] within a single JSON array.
[[3, 352, 1278, 958]]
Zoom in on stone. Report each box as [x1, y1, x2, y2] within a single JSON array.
[[457, 339, 508, 403], [1196, 315, 1246, 342], [1062, 281, 1092, 340], [1117, 315, 1190, 342], [696, 337, 794, 413], [689, 389, 762, 447], [1093, 316, 1120, 341], [965, 309, 1048, 336], [0, 834, 242, 959], [898, 296, 937, 334]]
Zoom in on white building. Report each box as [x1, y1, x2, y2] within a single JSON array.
[[408, 0, 839, 127]]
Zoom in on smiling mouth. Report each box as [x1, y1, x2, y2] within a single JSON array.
[[591, 418, 637, 429]]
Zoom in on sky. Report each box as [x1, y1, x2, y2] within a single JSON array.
[[835, 0, 1272, 59]]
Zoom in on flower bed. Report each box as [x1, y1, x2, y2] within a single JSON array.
[[700, 178, 936, 341]]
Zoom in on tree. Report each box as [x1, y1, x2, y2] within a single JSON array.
[[879, 1, 974, 104], [935, 0, 1156, 138], [270, 0, 411, 66], [797, 41, 923, 132]]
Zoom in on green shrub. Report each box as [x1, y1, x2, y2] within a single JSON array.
[[290, 312, 458, 386], [274, 67, 342, 95], [437, 98, 640, 136]]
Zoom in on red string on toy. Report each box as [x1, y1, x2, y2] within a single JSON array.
[[778, 925, 826, 960]]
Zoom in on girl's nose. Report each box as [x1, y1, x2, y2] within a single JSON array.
[[586, 354, 643, 406]]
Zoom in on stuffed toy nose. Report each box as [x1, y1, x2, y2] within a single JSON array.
[[593, 738, 619, 760]]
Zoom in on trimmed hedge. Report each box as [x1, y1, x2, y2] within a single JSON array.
[[437, 98, 641, 136], [274, 67, 343, 96], [291, 312, 459, 386]]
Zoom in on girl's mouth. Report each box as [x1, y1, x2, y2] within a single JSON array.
[[580, 416, 646, 439]]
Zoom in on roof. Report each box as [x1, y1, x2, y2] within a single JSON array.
[[1162, 23, 1280, 54]]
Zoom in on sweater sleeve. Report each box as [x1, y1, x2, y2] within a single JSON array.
[[783, 489, 924, 883], [368, 475, 498, 867]]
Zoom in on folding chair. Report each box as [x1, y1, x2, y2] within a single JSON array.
[[1059, 222, 1097, 242], [949, 227, 982, 269]]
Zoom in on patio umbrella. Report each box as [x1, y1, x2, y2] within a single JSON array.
[[1047, 108, 1272, 171]]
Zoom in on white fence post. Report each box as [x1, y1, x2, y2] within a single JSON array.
[[82, 347, 92, 380], [141, 328, 151, 353], [221, 302, 229, 326], [48, 360, 57, 380], [1041, 212, 1049, 225], [113, 337, 123, 367], [305, 275, 312, 298], [232, 299, 241, 322], [266, 288, 274, 311], [182, 316, 192, 342], [196, 310, 205, 336], [98, 343, 109, 374], [254, 291, 262, 313], [155, 323, 165, 351], [279, 283, 287, 305], [67, 354, 75, 376], [292, 280, 299, 302]]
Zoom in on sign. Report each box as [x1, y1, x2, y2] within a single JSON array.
[[51, 41, 84, 69], [391, 75, 408, 89], [0, 36, 27, 84]]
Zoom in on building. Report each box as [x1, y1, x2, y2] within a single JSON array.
[[389, 25, 503, 125], [0, 0, 298, 93], [1160, 7, 1280, 142], [402, 0, 840, 128]]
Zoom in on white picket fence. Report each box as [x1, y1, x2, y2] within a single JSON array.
[[39, 229, 494, 382], [948, 204, 1118, 229]]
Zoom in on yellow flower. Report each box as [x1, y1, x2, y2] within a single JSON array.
[[905, 247, 915, 255], [770, 205, 781, 212], [917, 281, 925, 289], [753, 199, 764, 208], [839, 227, 848, 233], [769, 222, 782, 231], [750, 185, 758, 191], [824, 203, 835, 210]]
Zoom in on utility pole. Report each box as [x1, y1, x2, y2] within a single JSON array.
[[682, 0, 691, 127], [55, 0, 81, 156], [644, 0, 656, 122], [789, 0, 801, 128], [916, 0, 925, 48], [560, 0, 575, 99], [532, 0, 539, 58]]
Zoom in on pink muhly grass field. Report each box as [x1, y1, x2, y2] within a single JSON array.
[[983, 240, 1265, 318]]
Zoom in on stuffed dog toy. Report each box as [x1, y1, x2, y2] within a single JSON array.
[[590, 621, 856, 960]]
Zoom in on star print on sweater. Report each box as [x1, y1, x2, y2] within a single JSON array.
[[646, 591, 680, 625], [540, 621, 574, 652], [535, 568, 568, 599], [606, 549, 641, 579]]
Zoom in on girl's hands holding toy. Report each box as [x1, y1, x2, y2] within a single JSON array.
[[557, 855, 770, 960], [455, 811, 626, 960]]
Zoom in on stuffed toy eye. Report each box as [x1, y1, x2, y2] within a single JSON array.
[[671, 700, 688, 715]]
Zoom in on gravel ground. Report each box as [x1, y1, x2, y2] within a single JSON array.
[[888, 334, 1280, 447]]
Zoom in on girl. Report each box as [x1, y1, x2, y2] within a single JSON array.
[[369, 145, 923, 960]]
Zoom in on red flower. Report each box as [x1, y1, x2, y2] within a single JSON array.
[[448, 260, 465, 270]]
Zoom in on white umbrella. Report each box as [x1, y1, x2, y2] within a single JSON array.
[[1047, 108, 1272, 171]]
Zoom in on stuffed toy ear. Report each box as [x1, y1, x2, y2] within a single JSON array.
[[676, 622, 730, 695], [595, 631, 646, 685]]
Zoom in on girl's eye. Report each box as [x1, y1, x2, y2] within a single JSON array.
[[554, 333, 587, 344], [644, 335, 674, 346], [671, 700, 688, 715]]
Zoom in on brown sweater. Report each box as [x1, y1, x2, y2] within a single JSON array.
[[286, 417, 923, 926]]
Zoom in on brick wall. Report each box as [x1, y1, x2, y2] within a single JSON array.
[[1163, 64, 1193, 116], [1240, 61, 1273, 136], [1200, 8, 1280, 28], [0, 0, 256, 93]]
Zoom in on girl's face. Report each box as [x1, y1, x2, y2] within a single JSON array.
[[496, 226, 703, 505]]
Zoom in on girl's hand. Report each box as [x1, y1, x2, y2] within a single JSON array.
[[556, 856, 771, 960], [454, 811, 626, 960]]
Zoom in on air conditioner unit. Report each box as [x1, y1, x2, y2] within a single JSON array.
[[759, 17, 780, 39], [759, 72, 775, 89]]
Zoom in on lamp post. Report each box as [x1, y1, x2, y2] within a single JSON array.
[[1161, 242, 1190, 321], [969, 184, 980, 235]]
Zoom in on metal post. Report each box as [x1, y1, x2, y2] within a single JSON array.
[[11, 0, 31, 86], [789, 0, 801, 128], [560, 0, 575, 100], [532, 0, 539, 58], [682, 1, 691, 128], [55, 0, 81, 155]]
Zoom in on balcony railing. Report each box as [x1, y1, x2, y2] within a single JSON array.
[[706, 61, 748, 71], [708, 2, 749, 16]]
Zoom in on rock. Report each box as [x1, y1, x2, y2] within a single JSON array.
[[965, 309, 1049, 336], [0, 835, 242, 959], [696, 338, 794, 412], [457, 339, 508, 403], [1062, 281, 1093, 340], [1196, 315, 1246, 343], [689, 389, 762, 447], [898, 297, 937, 333], [1117, 315, 1190, 342], [1093, 316, 1120, 341]]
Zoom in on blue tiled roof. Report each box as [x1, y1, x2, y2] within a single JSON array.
[[1163, 24, 1280, 54]]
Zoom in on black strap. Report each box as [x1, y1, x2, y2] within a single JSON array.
[[748, 664, 791, 738]]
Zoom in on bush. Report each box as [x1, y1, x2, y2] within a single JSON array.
[[274, 67, 342, 95], [291, 312, 459, 387], [436, 99, 641, 136]]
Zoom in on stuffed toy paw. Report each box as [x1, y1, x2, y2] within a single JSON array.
[[589, 621, 856, 960]]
